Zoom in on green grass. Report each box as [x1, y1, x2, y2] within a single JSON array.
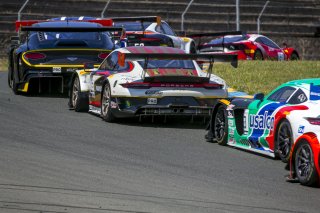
[[213, 61, 320, 95], [0, 58, 8, 71]]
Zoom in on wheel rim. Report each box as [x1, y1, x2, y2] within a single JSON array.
[[296, 144, 313, 179], [277, 123, 292, 159], [214, 108, 226, 141], [254, 51, 263, 60], [72, 78, 80, 107], [101, 85, 110, 116]]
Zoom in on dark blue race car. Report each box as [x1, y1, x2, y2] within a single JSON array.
[[8, 17, 124, 94]]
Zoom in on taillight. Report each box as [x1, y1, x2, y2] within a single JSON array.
[[98, 53, 109, 59], [120, 82, 223, 89], [244, 49, 255, 54], [305, 117, 320, 125], [203, 83, 223, 89], [24, 52, 46, 60], [120, 82, 151, 89], [140, 37, 162, 42]]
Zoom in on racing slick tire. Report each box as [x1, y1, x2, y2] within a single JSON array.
[[290, 52, 299, 60], [214, 105, 228, 145], [294, 140, 318, 186], [253, 49, 263, 60], [190, 42, 196, 54], [69, 76, 89, 112], [101, 83, 116, 122], [275, 120, 293, 163]]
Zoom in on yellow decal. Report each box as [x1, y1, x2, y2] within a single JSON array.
[[219, 99, 230, 106], [18, 82, 29, 92], [181, 37, 190, 42]]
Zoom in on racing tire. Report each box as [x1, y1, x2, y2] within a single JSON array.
[[290, 52, 299, 60], [8, 68, 13, 89], [294, 140, 318, 186], [69, 76, 89, 112], [11, 69, 19, 95], [253, 49, 263, 60], [275, 120, 293, 163], [101, 83, 116, 122], [214, 105, 228, 145], [190, 42, 196, 54]]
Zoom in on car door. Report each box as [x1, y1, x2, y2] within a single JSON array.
[[156, 22, 182, 48], [245, 86, 297, 146], [256, 36, 284, 60]]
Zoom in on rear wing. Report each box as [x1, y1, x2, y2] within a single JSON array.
[[16, 19, 113, 32], [111, 16, 161, 26], [187, 31, 243, 52], [118, 52, 238, 79], [21, 26, 124, 34]]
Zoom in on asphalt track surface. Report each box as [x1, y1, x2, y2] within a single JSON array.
[[0, 71, 319, 213]]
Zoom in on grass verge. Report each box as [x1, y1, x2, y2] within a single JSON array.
[[213, 61, 320, 95], [0, 58, 8, 71]]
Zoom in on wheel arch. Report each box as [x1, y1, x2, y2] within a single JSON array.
[[290, 133, 320, 182]]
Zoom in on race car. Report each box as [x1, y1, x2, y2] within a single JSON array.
[[206, 79, 320, 169], [8, 17, 124, 94], [112, 16, 196, 53], [68, 46, 237, 122], [189, 31, 299, 60]]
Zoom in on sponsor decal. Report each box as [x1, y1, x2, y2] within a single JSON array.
[[298, 125, 305, 134], [110, 101, 118, 108], [310, 84, 320, 100], [249, 111, 275, 130], [95, 86, 102, 92], [229, 128, 234, 136], [67, 68, 77, 72], [227, 104, 235, 110], [147, 98, 157, 105], [228, 120, 233, 127], [145, 90, 163, 95], [67, 57, 78, 62]]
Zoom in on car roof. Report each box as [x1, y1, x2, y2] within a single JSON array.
[[32, 21, 102, 28], [286, 78, 320, 86], [124, 46, 185, 54]]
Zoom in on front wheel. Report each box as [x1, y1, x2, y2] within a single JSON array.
[[290, 52, 299, 60], [214, 105, 228, 145], [294, 140, 318, 186], [101, 83, 116, 122], [275, 120, 293, 163], [253, 49, 263, 60], [69, 76, 89, 112]]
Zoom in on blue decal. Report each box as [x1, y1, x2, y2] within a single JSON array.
[[298, 125, 305, 134], [249, 111, 275, 130], [249, 102, 285, 145], [310, 83, 320, 100]]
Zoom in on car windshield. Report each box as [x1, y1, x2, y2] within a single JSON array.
[[114, 22, 152, 31], [138, 59, 195, 69], [208, 35, 247, 44], [39, 32, 102, 41]]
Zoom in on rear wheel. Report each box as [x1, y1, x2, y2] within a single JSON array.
[[294, 140, 318, 186], [253, 49, 263, 60], [69, 76, 88, 112], [214, 105, 228, 145], [275, 120, 293, 163], [290, 52, 299, 60], [101, 83, 116, 122]]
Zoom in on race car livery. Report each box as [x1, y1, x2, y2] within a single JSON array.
[[113, 16, 196, 53], [190, 31, 299, 60], [206, 78, 320, 177], [68, 46, 238, 122], [8, 17, 124, 94]]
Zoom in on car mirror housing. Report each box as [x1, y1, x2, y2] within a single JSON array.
[[253, 93, 264, 101]]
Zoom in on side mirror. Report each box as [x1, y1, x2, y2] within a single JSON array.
[[253, 93, 264, 101], [84, 62, 94, 69]]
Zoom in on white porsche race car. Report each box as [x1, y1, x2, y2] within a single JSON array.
[[68, 46, 237, 122], [112, 16, 196, 53]]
